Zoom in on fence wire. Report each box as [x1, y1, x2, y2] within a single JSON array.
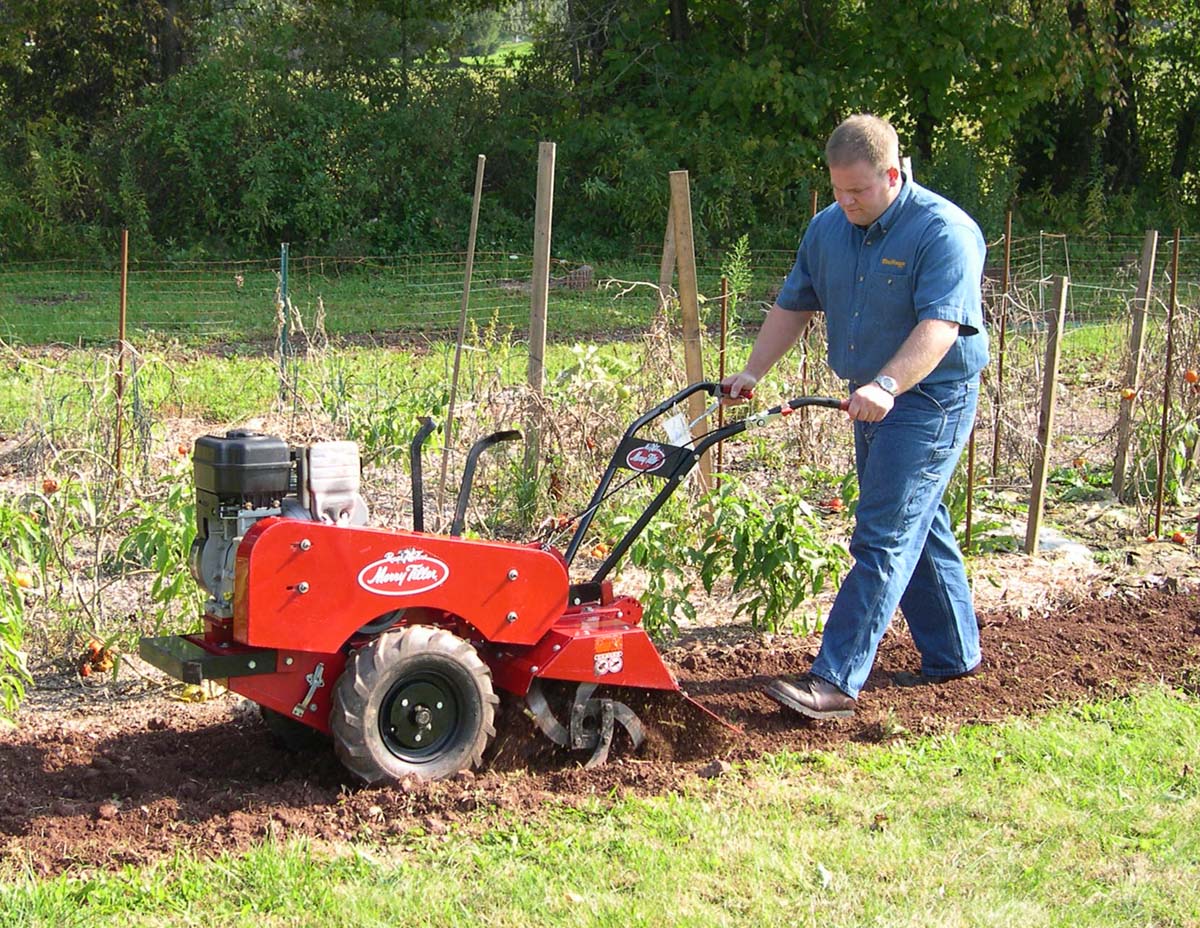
[[1, 233, 1197, 527]]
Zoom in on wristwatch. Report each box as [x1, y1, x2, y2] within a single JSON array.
[[872, 375, 899, 396]]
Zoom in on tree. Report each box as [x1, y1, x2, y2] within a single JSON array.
[[0, 0, 214, 126]]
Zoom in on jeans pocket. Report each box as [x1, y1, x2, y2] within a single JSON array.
[[913, 381, 976, 474], [904, 385, 950, 469]]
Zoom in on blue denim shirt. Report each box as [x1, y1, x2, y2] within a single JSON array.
[[776, 177, 989, 385]]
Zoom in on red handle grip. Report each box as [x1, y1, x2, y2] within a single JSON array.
[[719, 383, 754, 399]]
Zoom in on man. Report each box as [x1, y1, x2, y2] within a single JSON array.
[[722, 114, 988, 720]]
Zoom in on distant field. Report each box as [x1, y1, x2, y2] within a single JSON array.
[[0, 251, 792, 347], [1, 232, 1195, 348]]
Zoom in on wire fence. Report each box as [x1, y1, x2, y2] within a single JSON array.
[[2, 231, 1197, 529], [2, 232, 1197, 347]]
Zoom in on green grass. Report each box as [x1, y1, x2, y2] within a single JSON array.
[[460, 39, 534, 68], [0, 258, 632, 345], [3, 687, 1197, 927], [0, 251, 795, 347], [1061, 321, 1127, 362], [0, 337, 648, 432]]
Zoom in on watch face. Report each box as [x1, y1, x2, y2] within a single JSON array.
[[875, 376, 898, 395]]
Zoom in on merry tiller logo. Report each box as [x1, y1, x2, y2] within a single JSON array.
[[357, 548, 450, 596], [625, 443, 666, 473]]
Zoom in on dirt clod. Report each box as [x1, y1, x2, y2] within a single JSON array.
[[696, 760, 732, 779]]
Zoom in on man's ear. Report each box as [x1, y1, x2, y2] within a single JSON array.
[[888, 166, 900, 185]]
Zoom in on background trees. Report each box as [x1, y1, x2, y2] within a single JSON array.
[[0, 0, 1194, 259]]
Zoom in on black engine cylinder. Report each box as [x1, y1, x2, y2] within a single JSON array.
[[193, 430, 293, 519]]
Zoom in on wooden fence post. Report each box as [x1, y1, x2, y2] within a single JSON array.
[[1112, 229, 1158, 501], [1025, 275, 1069, 555], [668, 170, 710, 490], [1154, 229, 1182, 538], [990, 209, 1013, 479], [438, 154, 487, 518], [526, 141, 555, 479]]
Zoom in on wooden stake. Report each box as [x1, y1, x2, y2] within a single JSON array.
[[438, 154, 486, 520], [526, 142, 556, 479], [1025, 275, 1069, 555], [115, 229, 129, 475], [990, 210, 1013, 479], [965, 431, 975, 552], [668, 170, 710, 490], [1154, 229, 1181, 538], [1112, 229, 1158, 501]]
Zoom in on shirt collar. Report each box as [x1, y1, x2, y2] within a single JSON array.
[[869, 173, 913, 235]]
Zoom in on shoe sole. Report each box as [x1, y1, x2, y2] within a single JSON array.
[[892, 665, 982, 688], [764, 681, 855, 720]]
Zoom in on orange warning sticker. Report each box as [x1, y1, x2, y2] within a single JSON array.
[[595, 635, 623, 654]]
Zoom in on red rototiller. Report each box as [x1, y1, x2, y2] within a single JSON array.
[[140, 383, 844, 782]]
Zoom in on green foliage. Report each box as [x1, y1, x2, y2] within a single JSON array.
[[943, 464, 1018, 555], [2, 1, 1198, 258], [1121, 391, 1200, 508], [695, 475, 849, 634], [619, 503, 697, 640], [115, 461, 202, 633], [719, 234, 753, 323], [0, 497, 40, 721]]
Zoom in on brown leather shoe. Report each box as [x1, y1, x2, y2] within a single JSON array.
[[764, 675, 856, 720], [892, 664, 982, 688]]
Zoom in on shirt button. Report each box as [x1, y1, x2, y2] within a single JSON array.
[[858, 275, 864, 282], [850, 343, 855, 350]]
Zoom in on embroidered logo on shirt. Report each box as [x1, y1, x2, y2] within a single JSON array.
[[881, 258, 907, 269]]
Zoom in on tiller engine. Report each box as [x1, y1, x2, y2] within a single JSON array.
[[140, 383, 844, 782]]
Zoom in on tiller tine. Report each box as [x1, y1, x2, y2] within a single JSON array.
[[525, 680, 646, 769]]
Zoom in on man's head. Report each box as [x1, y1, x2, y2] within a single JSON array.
[[825, 114, 903, 227]]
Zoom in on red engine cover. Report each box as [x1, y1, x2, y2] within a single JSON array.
[[233, 518, 570, 652]]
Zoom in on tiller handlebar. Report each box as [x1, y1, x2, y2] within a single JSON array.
[[563, 382, 847, 582]]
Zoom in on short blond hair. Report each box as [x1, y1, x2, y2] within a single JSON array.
[[825, 114, 900, 172]]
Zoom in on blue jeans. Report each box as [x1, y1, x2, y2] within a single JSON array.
[[810, 377, 981, 698]]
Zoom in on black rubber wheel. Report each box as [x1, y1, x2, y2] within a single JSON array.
[[260, 705, 329, 753], [330, 625, 497, 783]]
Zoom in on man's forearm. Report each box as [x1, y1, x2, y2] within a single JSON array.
[[876, 319, 960, 393], [744, 305, 815, 380]]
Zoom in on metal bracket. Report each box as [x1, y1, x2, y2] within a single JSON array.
[[292, 662, 325, 717]]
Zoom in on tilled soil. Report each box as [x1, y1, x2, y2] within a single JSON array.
[[2, 586, 1198, 876]]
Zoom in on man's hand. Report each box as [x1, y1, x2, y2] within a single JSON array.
[[847, 382, 895, 422], [720, 371, 758, 403]]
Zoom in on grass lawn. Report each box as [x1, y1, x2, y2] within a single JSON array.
[[2, 687, 1197, 927], [0, 254, 777, 346]]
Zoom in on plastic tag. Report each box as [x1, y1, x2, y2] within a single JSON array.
[[663, 412, 693, 448]]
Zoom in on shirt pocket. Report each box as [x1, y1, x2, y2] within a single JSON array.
[[867, 269, 915, 326]]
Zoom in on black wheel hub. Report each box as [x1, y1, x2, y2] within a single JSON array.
[[380, 675, 460, 760]]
